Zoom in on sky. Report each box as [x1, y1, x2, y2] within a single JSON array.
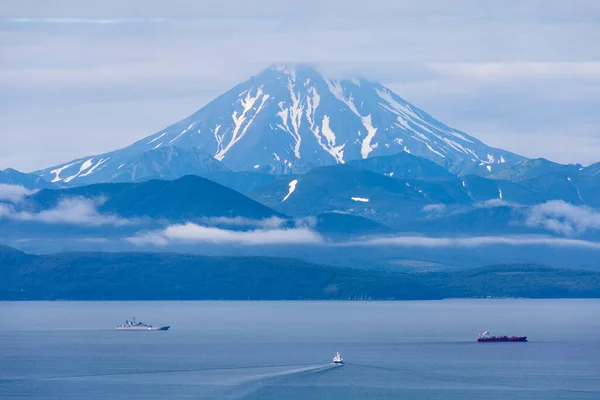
[[1, 0, 599, 172]]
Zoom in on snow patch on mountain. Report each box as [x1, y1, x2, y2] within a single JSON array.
[[64, 158, 94, 183], [316, 115, 345, 164], [282, 179, 298, 202], [80, 158, 109, 177], [215, 87, 270, 161], [50, 162, 77, 183], [147, 132, 166, 144], [360, 114, 378, 158], [426, 143, 445, 158], [305, 86, 346, 163], [170, 122, 197, 144], [326, 79, 379, 159]]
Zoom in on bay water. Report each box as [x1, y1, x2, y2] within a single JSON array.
[[1, 300, 599, 399]]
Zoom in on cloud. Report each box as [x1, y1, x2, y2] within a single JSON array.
[[423, 199, 515, 218], [0, 196, 132, 226], [419, 200, 600, 237], [355, 235, 600, 250], [295, 216, 318, 229], [422, 203, 447, 219], [127, 221, 600, 249], [428, 62, 600, 82], [422, 203, 446, 213], [3, 18, 167, 24], [525, 200, 600, 235], [201, 216, 287, 229], [0, 184, 35, 203], [199, 216, 319, 230], [473, 199, 514, 209], [128, 222, 322, 246]]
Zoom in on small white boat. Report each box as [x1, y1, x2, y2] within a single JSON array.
[[332, 352, 344, 364]]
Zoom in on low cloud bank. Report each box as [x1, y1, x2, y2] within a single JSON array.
[[422, 203, 446, 213], [0, 184, 36, 203], [128, 222, 323, 246], [357, 235, 600, 250], [525, 201, 600, 235], [125, 200, 600, 249], [127, 222, 600, 250], [0, 196, 132, 226], [423, 199, 516, 216], [473, 199, 513, 209], [423, 199, 600, 236], [200, 216, 287, 229]]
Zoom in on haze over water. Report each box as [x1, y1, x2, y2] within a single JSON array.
[[1, 300, 599, 399]]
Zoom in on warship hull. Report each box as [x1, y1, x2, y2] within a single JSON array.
[[116, 325, 170, 331]]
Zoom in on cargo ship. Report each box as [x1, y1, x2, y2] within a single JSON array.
[[477, 331, 527, 342], [116, 318, 170, 331]]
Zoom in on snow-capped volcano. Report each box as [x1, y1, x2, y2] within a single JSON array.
[[36, 64, 524, 184]]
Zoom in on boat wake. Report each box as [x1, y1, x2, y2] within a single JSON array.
[[38, 363, 339, 382], [237, 363, 340, 384], [222, 363, 341, 399], [37, 362, 341, 398]]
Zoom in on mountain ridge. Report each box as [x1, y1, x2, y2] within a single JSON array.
[[1, 168, 53, 189], [24, 174, 284, 221], [34, 63, 526, 185], [2, 245, 598, 300]]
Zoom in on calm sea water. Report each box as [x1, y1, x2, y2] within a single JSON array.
[[1, 300, 599, 399]]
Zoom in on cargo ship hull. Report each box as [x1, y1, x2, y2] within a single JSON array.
[[477, 336, 527, 342]]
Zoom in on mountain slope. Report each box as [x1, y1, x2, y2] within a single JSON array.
[[198, 171, 277, 195], [35, 146, 228, 187], [0, 247, 439, 300], [35, 64, 525, 184], [246, 160, 600, 231], [2, 246, 598, 300], [583, 162, 600, 177], [103, 146, 229, 183], [461, 175, 545, 205], [484, 158, 583, 182], [468, 157, 600, 207], [420, 264, 600, 299], [346, 152, 455, 180], [0, 168, 53, 189], [314, 212, 393, 238], [24, 175, 283, 221], [247, 164, 472, 222]]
